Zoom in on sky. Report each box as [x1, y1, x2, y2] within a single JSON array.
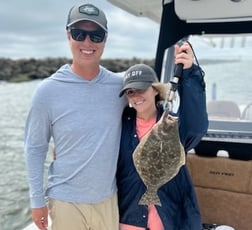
[[0, 0, 160, 60], [2, 0, 252, 61]]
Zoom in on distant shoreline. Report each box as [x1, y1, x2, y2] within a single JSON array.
[[0, 57, 154, 82], [199, 58, 239, 65], [0, 57, 239, 82]]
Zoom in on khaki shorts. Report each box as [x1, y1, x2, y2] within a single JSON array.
[[48, 193, 119, 230]]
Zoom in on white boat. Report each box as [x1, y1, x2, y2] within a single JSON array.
[[108, 1, 252, 230], [24, 0, 252, 229]]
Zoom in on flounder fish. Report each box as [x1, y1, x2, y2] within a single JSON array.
[[132, 109, 185, 206]]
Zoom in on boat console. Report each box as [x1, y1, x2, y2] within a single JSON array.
[[195, 119, 252, 160]]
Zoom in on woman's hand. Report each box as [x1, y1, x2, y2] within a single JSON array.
[[174, 42, 194, 69]]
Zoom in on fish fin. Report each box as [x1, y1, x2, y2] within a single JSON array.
[[138, 191, 162, 206]]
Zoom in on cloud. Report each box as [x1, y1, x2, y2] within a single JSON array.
[[0, 0, 159, 59]]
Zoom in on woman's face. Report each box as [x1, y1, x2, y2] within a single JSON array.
[[126, 86, 158, 115]]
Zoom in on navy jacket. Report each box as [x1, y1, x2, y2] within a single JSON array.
[[117, 64, 208, 230]]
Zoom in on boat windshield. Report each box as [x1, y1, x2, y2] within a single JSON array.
[[190, 34, 252, 122], [183, 34, 252, 160]]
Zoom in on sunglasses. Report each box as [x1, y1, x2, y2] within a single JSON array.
[[125, 89, 147, 97], [69, 28, 106, 43]]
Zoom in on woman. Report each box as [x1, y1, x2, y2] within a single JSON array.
[[117, 43, 208, 230]]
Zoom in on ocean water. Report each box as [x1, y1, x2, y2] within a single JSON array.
[[202, 59, 252, 106], [0, 81, 39, 230], [0, 60, 251, 230]]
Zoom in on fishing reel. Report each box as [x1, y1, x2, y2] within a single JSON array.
[[202, 223, 235, 230]]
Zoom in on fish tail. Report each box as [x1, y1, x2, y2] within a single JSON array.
[[138, 191, 161, 206]]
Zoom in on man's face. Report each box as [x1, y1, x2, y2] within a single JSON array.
[[67, 20, 107, 67]]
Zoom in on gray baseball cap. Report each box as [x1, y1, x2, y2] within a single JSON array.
[[119, 64, 159, 97], [66, 3, 108, 32]]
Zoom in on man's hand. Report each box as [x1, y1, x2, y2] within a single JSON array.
[[32, 206, 48, 230]]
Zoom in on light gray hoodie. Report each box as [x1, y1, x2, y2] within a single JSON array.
[[24, 64, 125, 208]]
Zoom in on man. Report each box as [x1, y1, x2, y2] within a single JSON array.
[[24, 3, 125, 230]]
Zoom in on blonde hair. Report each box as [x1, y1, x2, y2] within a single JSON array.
[[152, 83, 170, 103]]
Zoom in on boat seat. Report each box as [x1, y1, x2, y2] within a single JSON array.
[[187, 154, 252, 230], [241, 102, 252, 120], [207, 100, 241, 120]]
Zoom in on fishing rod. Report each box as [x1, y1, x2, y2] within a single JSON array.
[[163, 37, 204, 113], [163, 38, 187, 112]]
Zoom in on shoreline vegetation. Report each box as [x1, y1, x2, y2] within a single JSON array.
[[0, 57, 154, 82], [0, 57, 238, 83]]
